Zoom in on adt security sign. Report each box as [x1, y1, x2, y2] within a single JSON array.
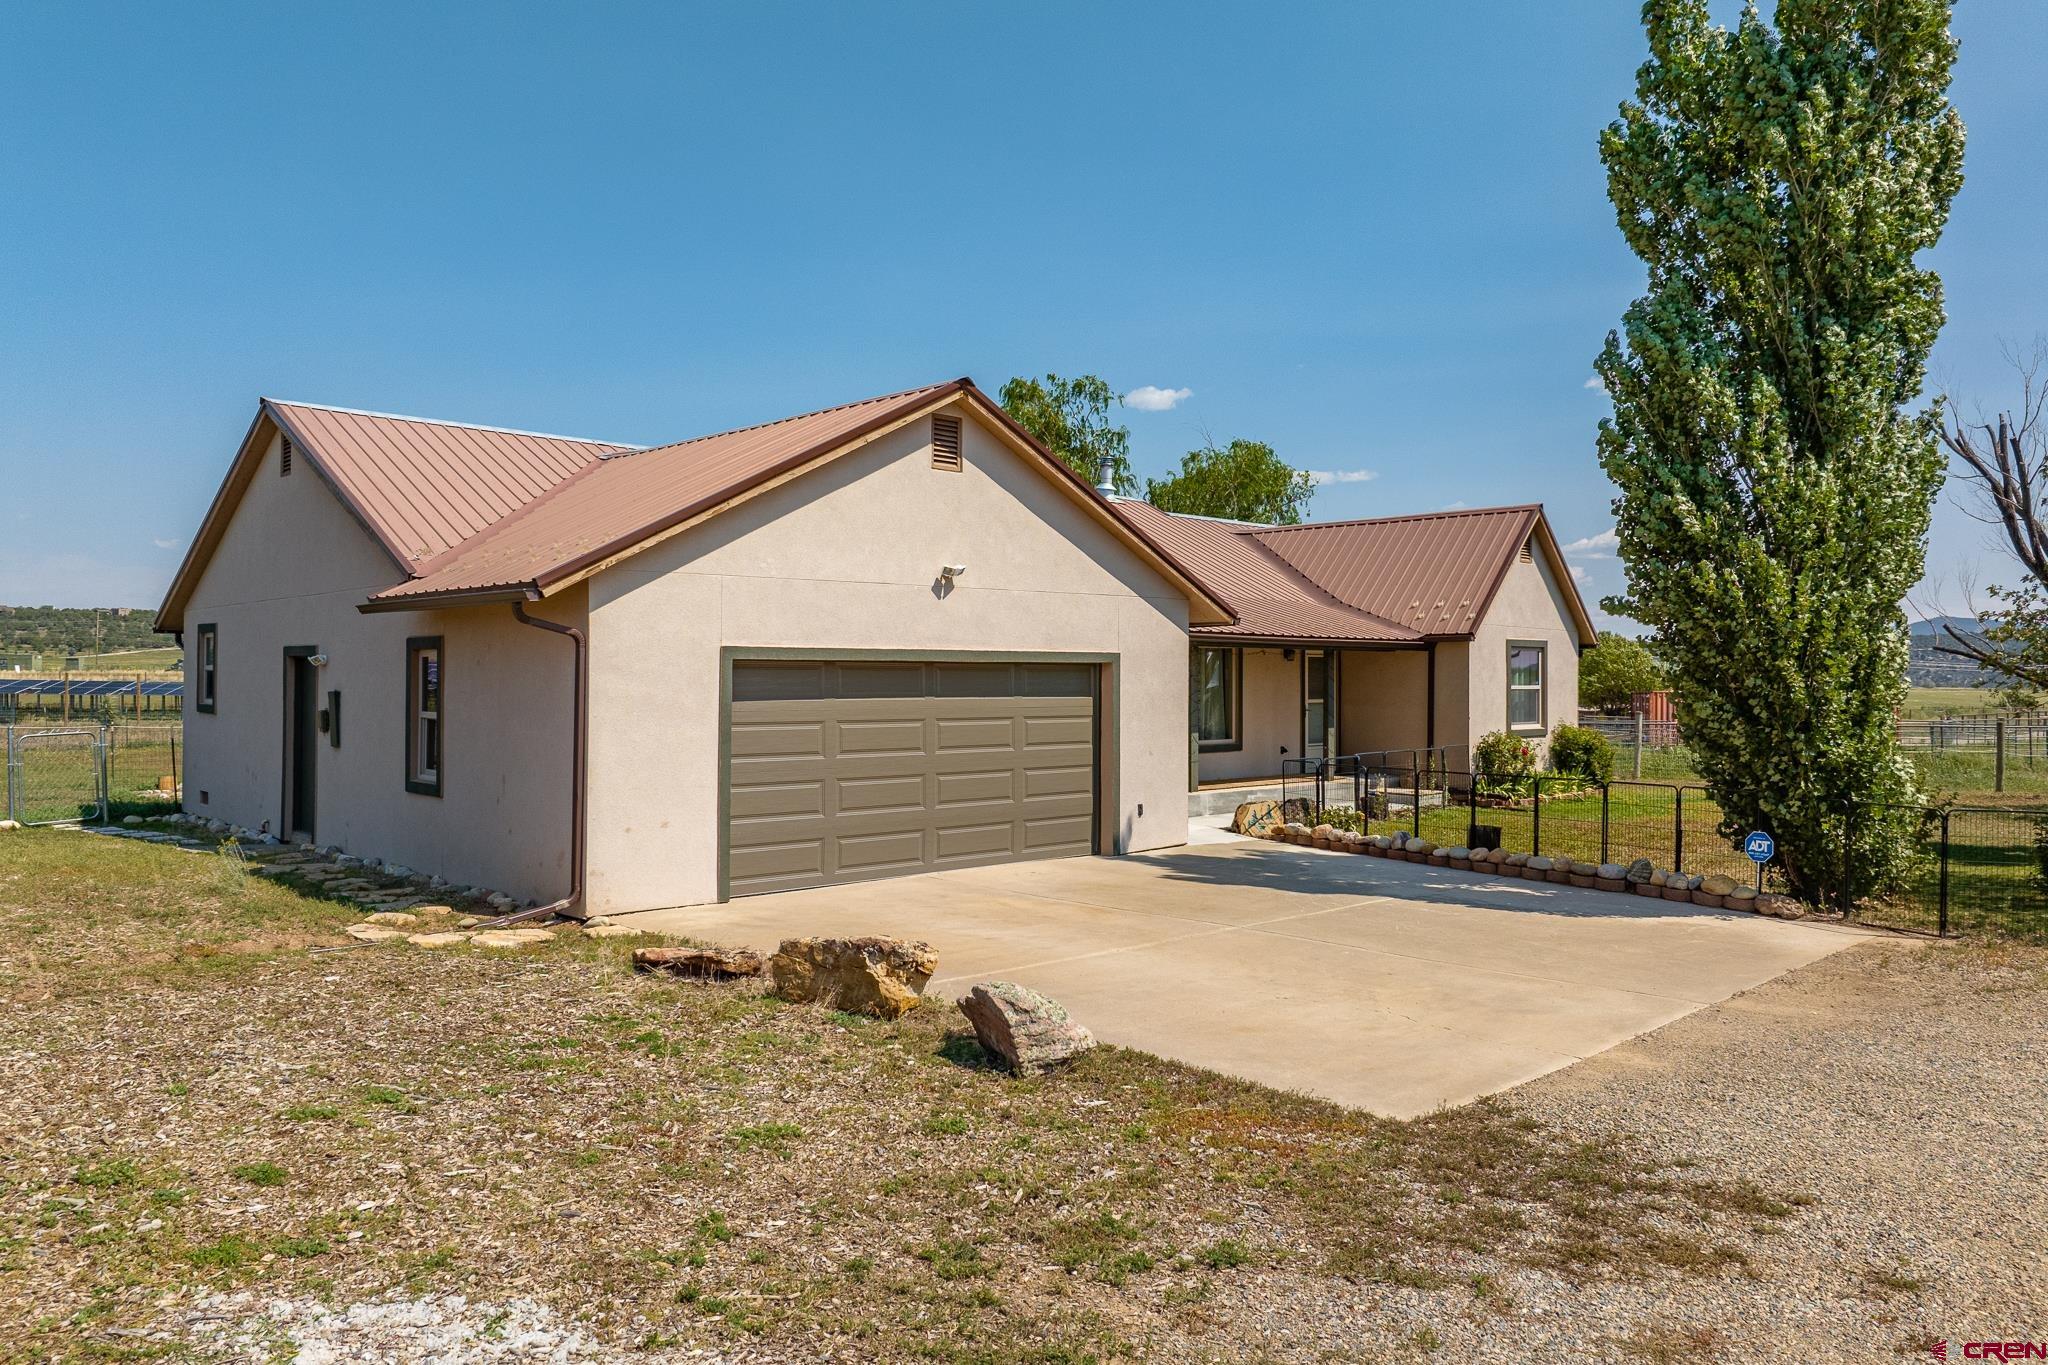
[[1744, 831, 1775, 864]]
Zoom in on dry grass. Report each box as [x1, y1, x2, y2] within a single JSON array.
[[0, 829, 1810, 1361]]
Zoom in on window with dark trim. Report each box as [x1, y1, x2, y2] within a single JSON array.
[[1507, 641, 1546, 732], [195, 624, 217, 713], [405, 637, 443, 795], [1192, 646, 1241, 750]]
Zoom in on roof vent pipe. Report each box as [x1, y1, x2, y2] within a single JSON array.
[[1094, 455, 1118, 497]]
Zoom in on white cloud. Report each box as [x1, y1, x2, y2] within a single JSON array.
[[1561, 528, 1618, 558], [1125, 385, 1191, 412], [1439, 500, 1470, 512], [1307, 468, 1379, 486], [1569, 563, 1590, 584], [1583, 375, 1606, 391], [151, 538, 181, 551]]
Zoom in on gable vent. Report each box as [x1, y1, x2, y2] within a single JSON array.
[[931, 414, 963, 472], [280, 435, 293, 477], [1518, 537, 1533, 563]]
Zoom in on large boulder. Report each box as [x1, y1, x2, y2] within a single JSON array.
[[1699, 874, 1739, 897], [956, 981, 1096, 1074], [771, 936, 937, 1019], [1624, 857, 1655, 884], [1232, 800, 1283, 836], [632, 946, 766, 979]]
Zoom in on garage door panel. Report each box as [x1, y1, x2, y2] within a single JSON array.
[[729, 779, 824, 819], [934, 717, 1015, 752], [730, 721, 827, 759], [837, 774, 928, 814], [835, 829, 928, 874], [835, 719, 929, 756], [935, 769, 1014, 806], [727, 659, 1098, 896]]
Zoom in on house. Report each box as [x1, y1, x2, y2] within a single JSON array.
[[156, 377, 1592, 915], [1108, 500, 1596, 791]]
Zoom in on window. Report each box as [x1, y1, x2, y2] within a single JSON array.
[[405, 637, 442, 795], [1192, 646, 1240, 750], [1507, 642, 1545, 731], [931, 414, 963, 472], [194, 624, 217, 713]]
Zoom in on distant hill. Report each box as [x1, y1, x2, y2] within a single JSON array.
[[0, 605, 163, 663], [1909, 615, 1995, 688]]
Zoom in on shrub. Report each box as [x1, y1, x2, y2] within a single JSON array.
[[1474, 731, 1536, 798], [1319, 805, 1365, 835], [1547, 725, 1615, 784]]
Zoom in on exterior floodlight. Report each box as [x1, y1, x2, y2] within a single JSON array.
[[941, 564, 967, 580]]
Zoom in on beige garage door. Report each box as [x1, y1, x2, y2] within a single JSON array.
[[726, 659, 1099, 896]]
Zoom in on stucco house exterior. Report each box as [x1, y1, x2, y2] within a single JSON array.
[[157, 377, 1592, 915]]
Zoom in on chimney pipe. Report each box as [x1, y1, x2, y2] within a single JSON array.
[[1094, 455, 1117, 497]]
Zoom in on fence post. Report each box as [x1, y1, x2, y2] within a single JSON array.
[[1411, 764, 1420, 839], [1533, 775, 1543, 856], [1634, 711, 1644, 780], [1938, 810, 1951, 937], [96, 729, 109, 824], [1601, 784, 1611, 864], [1673, 786, 1684, 872], [1839, 805, 1854, 919], [3, 726, 13, 824], [1468, 775, 1478, 846], [1995, 719, 2006, 793]]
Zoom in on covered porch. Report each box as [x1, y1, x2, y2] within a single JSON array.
[[1188, 640, 1471, 795]]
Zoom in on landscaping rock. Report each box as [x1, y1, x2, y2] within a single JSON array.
[[956, 981, 1096, 1075], [471, 928, 554, 949], [343, 924, 406, 944], [0, 820, 22, 832], [406, 932, 470, 949], [1727, 885, 1759, 906], [413, 904, 454, 918], [1700, 874, 1738, 897], [633, 946, 766, 979], [770, 936, 937, 1019], [1598, 863, 1627, 881], [1757, 893, 1806, 920], [1232, 800, 1283, 836], [1624, 857, 1655, 884], [364, 912, 420, 928], [1662, 875, 1695, 901], [583, 924, 651, 939], [121, 814, 143, 827], [1526, 855, 1553, 873]]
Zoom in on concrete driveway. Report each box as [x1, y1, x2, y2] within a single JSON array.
[[619, 838, 1870, 1117]]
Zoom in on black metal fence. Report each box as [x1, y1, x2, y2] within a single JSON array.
[[1276, 760, 2048, 943]]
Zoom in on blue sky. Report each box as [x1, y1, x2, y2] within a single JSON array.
[[4, 2, 2043, 626]]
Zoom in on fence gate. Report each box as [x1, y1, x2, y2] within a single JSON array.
[[4, 727, 107, 825]]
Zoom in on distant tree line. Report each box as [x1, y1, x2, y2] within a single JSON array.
[[0, 605, 163, 657]]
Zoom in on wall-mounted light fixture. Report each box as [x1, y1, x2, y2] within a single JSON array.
[[941, 564, 967, 583]]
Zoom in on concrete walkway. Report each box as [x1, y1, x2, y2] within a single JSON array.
[[618, 838, 1873, 1117]]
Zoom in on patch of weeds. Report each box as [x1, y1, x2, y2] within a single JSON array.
[[1323, 1236, 1451, 1289], [936, 1033, 995, 1069], [827, 1010, 872, 1029], [1045, 1211, 1157, 1285], [165, 1082, 191, 1097], [1120, 1122, 1151, 1142], [695, 1210, 734, 1244], [841, 1255, 872, 1279], [72, 1159, 139, 1189], [1860, 1264, 1925, 1295], [360, 1084, 416, 1111], [270, 1235, 329, 1259], [569, 1149, 608, 1168], [186, 1235, 261, 1269], [282, 1104, 339, 1122], [1410, 1325, 1444, 1352], [745, 1247, 773, 1266], [917, 1238, 993, 1281], [729, 1121, 803, 1156], [151, 1186, 189, 1207], [921, 1112, 970, 1136], [1198, 1238, 1251, 1269], [232, 1162, 287, 1187], [1616, 1323, 1724, 1364]]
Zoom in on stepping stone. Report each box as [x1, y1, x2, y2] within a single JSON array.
[[406, 932, 470, 949], [583, 924, 651, 939], [470, 928, 553, 949], [364, 912, 420, 928], [343, 924, 406, 944]]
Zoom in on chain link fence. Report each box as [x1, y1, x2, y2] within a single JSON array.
[[2, 723, 180, 825]]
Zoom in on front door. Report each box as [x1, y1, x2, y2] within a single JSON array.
[[1303, 649, 1338, 763], [285, 650, 317, 841]]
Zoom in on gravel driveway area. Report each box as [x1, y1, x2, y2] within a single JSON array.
[[1493, 938, 2048, 1361]]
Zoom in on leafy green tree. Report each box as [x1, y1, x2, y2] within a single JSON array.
[[1578, 631, 1666, 712], [1145, 439, 1315, 524], [1595, 0, 1964, 902], [999, 374, 1134, 495]]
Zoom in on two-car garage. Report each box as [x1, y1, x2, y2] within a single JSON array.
[[724, 658, 1101, 896]]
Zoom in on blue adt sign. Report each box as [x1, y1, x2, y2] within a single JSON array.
[[1744, 831, 1775, 864]]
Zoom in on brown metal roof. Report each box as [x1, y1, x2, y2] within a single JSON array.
[[1249, 506, 1544, 639], [265, 401, 637, 568], [1110, 501, 1419, 643]]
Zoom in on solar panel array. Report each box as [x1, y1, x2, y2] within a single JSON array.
[[0, 679, 183, 698]]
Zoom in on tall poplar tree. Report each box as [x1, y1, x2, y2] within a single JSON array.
[[1595, 1, 1964, 901]]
